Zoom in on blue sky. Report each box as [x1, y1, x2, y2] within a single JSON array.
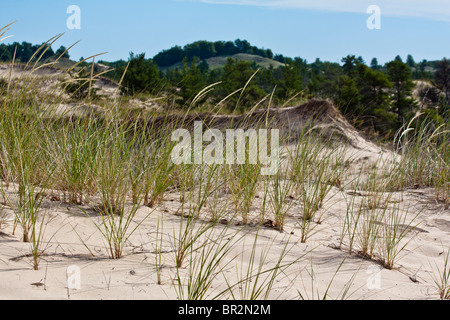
[[0, 0, 449, 64]]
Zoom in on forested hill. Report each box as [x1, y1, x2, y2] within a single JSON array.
[[165, 53, 284, 71], [153, 39, 287, 67]]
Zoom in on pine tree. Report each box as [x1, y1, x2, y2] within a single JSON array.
[[386, 59, 416, 122], [220, 58, 265, 110], [279, 57, 307, 99], [178, 57, 207, 105], [370, 58, 381, 70], [406, 54, 416, 68], [55, 45, 70, 59], [435, 58, 450, 104], [119, 52, 160, 95]]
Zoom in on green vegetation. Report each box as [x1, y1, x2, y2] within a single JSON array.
[[0, 41, 68, 62], [112, 43, 447, 138], [2, 37, 448, 138], [432, 248, 450, 300], [117, 52, 162, 96]]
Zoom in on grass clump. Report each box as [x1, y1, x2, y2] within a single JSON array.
[[219, 230, 305, 300], [392, 114, 449, 206], [432, 248, 450, 300], [289, 131, 347, 242]]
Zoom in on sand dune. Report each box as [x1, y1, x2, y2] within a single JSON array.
[[0, 92, 448, 300]]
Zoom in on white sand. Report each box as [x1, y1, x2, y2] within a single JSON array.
[[0, 152, 448, 300]]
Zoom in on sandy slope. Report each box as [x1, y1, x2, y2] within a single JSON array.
[[0, 63, 119, 98]]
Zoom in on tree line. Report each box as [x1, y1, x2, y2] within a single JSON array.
[[0, 41, 69, 63]]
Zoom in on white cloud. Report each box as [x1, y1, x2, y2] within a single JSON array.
[[193, 0, 450, 22]]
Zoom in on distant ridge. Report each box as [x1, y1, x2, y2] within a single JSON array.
[[152, 39, 285, 68], [163, 53, 284, 71]]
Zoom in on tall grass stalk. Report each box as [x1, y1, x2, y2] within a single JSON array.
[[358, 200, 387, 259], [0, 95, 56, 243], [340, 186, 364, 255], [0, 205, 6, 230], [392, 115, 449, 203], [92, 191, 151, 259], [432, 248, 450, 300], [155, 215, 164, 285], [173, 223, 243, 300], [380, 203, 421, 269], [217, 230, 307, 300], [0, 27, 77, 270], [268, 167, 293, 232], [226, 163, 261, 224], [54, 115, 103, 204], [143, 136, 178, 208], [28, 211, 49, 270], [297, 259, 358, 300], [289, 130, 347, 242], [88, 115, 153, 259], [340, 162, 423, 268], [172, 164, 221, 268]]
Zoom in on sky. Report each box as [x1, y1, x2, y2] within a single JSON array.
[[0, 0, 449, 64]]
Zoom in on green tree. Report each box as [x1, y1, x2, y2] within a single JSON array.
[[257, 66, 277, 96], [119, 52, 161, 95], [406, 54, 416, 68], [278, 57, 307, 99], [19, 41, 33, 62], [234, 39, 252, 54], [55, 45, 70, 59], [219, 58, 266, 110], [335, 62, 394, 132], [0, 44, 12, 61], [198, 60, 209, 74], [43, 44, 55, 60], [434, 58, 450, 104], [386, 59, 416, 122], [311, 61, 342, 99], [153, 45, 185, 67], [214, 41, 239, 56], [342, 55, 360, 76], [184, 41, 216, 60], [274, 54, 286, 63], [414, 59, 433, 80], [336, 75, 362, 118], [178, 57, 207, 105], [370, 58, 381, 70], [357, 64, 395, 130]]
